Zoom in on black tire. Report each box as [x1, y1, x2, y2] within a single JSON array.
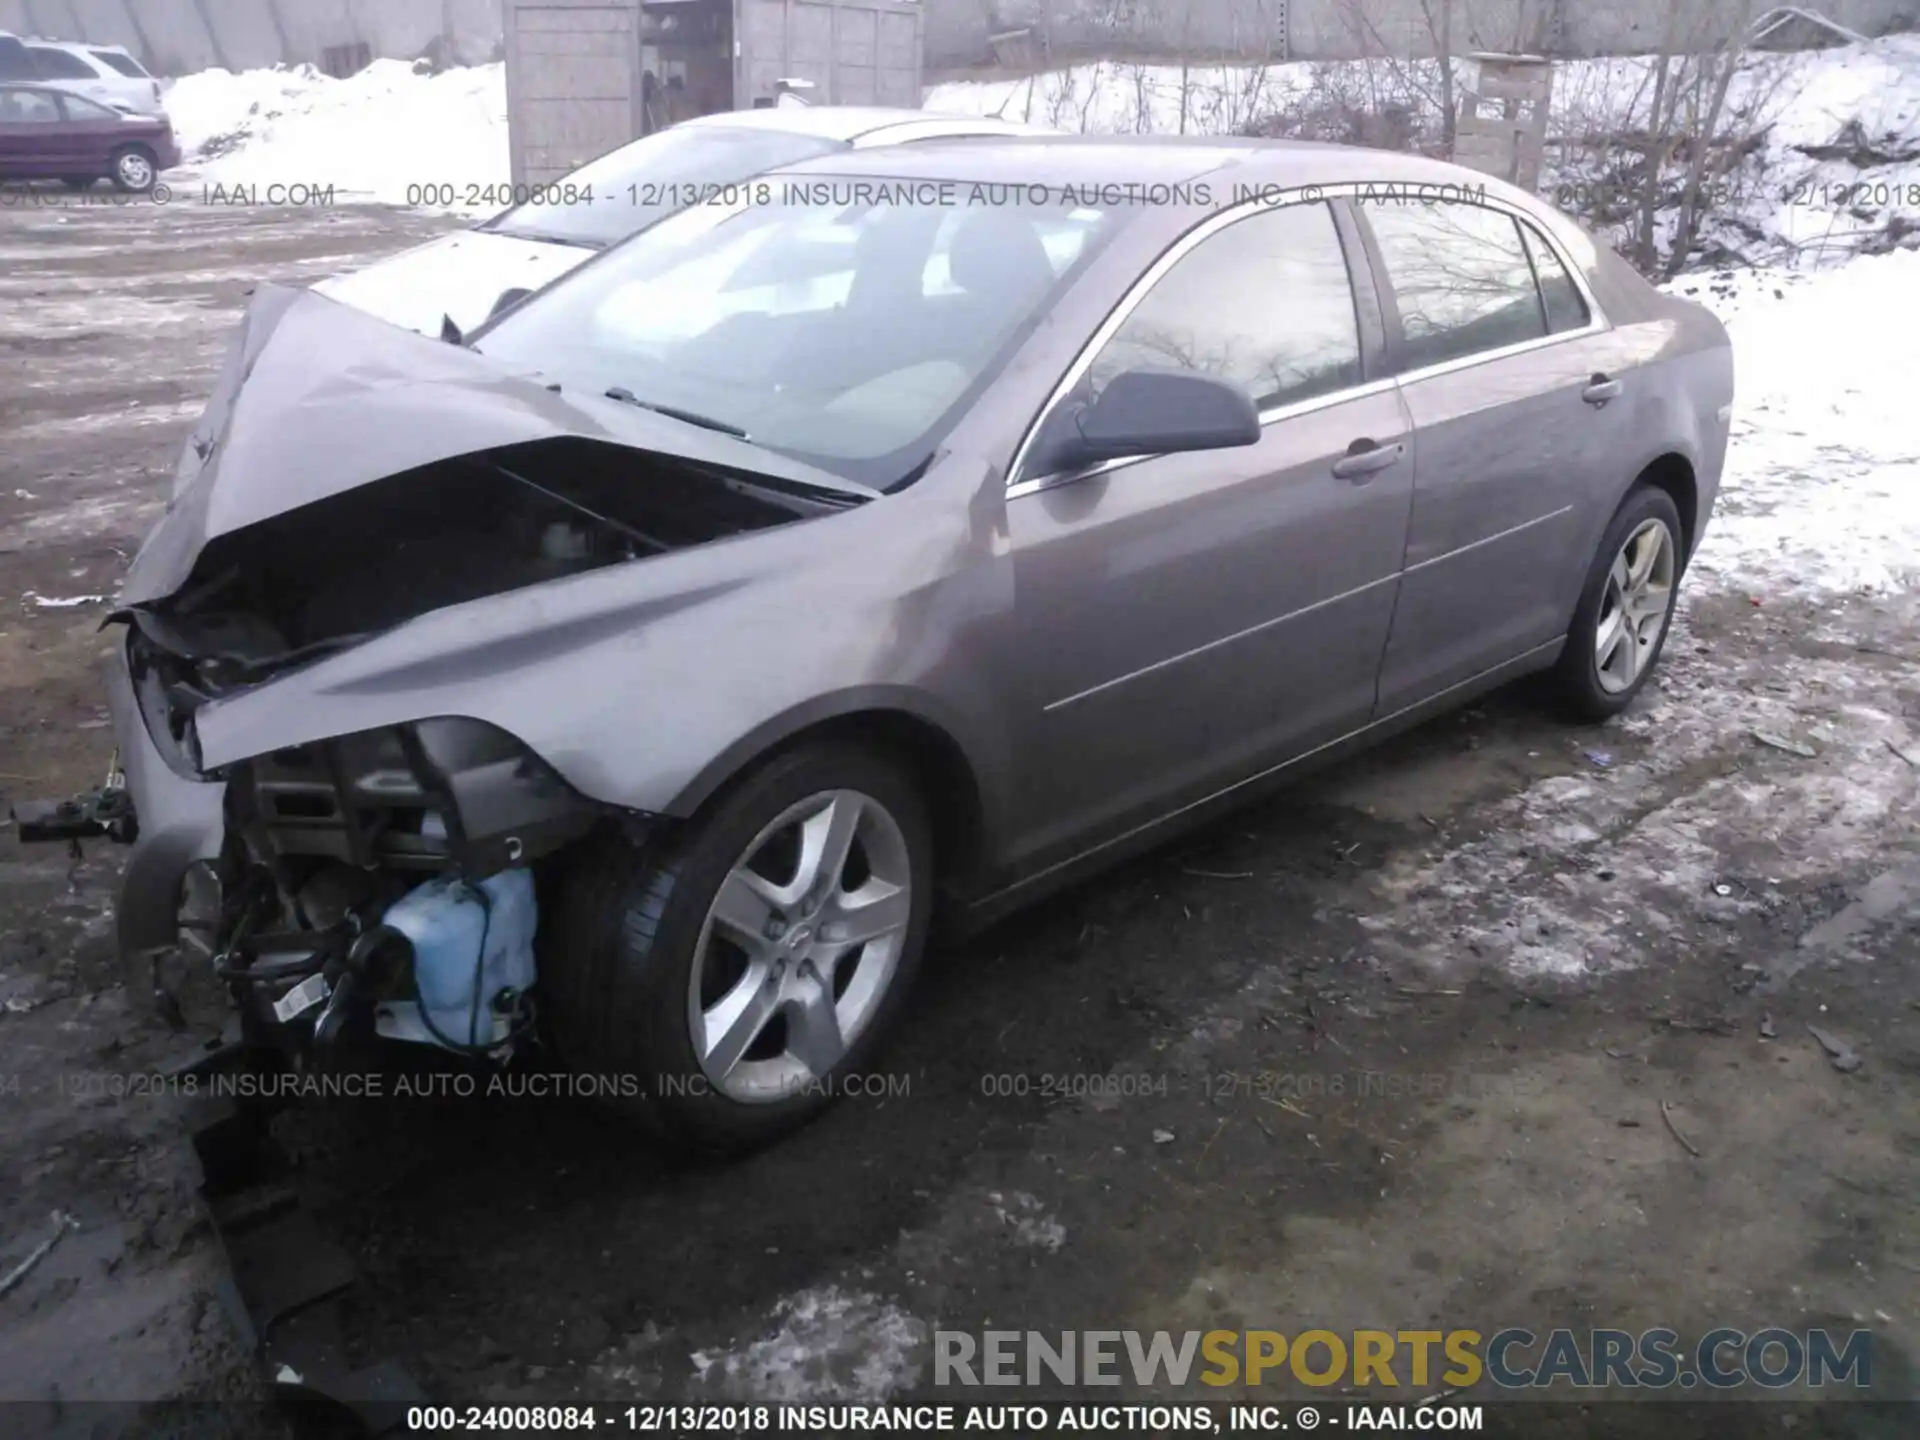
[[61, 176, 96, 191], [542, 741, 934, 1155], [108, 145, 157, 194], [1550, 484, 1685, 722]]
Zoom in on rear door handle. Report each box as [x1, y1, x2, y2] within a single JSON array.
[[1583, 374, 1623, 406], [1331, 440, 1405, 482]]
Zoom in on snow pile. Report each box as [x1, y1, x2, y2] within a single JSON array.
[[1671, 246, 1920, 596], [168, 59, 507, 209]]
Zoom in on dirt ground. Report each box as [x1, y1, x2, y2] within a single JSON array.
[[1, 189, 1916, 1438]]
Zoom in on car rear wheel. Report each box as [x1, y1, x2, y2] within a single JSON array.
[[1550, 484, 1684, 721], [543, 741, 932, 1155], [109, 145, 157, 194]]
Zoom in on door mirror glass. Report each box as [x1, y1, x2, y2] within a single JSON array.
[[1060, 366, 1261, 469]]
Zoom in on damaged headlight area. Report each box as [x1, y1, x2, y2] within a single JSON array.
[[91, 434, 843, 1061], [192, 715, 607, 1060]]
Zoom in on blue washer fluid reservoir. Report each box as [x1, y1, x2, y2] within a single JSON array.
[[381, 868, 538, 1050]]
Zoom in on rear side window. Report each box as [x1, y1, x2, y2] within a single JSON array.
[[1361, 199, 1549, 369], [1091, 201, 1363, 412], [60, 93, 118, 121], [1518, 220, 1590, 334], [28, 46, 98, 80], [92, 49, 150, 79]]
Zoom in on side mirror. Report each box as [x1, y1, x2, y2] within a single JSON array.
[[1062, 366, 1262, 469]]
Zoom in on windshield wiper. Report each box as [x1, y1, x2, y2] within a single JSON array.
[[604, 387, 750, 440]]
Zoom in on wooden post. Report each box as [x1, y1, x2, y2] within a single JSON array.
[[1453, 52, 1553, 191]]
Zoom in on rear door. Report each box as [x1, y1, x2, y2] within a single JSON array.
[[1356, 193, 1633, 716], [1005, 199, 1415, 865], [0, 85, 66, 176]]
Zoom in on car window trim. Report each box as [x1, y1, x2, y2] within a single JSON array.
[[1006, 182, 1609, 500], [1349, 191, 1608, 382]]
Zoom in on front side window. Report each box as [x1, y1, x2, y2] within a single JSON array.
[[485, 126, 844, 248], [1361, 199, 1549, 369], [0, 87, 62, 123], [28, 46, 96, 80], [1090, 200, 1363, 412], [476, 190, 1122, 487]]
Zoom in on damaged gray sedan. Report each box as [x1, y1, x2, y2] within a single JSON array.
[[21, 137, 1733, 1153]]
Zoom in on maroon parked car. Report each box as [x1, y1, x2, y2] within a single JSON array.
[[0, 81, 179, 192]]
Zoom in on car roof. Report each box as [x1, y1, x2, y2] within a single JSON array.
[[765, 131, 1530, 198], [686, 105, 1050, 143], [16, 36, 128, 52]]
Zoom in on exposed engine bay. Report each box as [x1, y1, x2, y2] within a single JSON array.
[[131, 435, 844, 691], [101, 435, 848, 1065]]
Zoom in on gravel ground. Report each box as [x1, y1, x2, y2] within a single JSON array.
[[1, 187, 1916, 1438]]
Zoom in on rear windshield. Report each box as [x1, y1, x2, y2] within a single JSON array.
[[484, 125, 845, 248], [91, 49, 150, 78]]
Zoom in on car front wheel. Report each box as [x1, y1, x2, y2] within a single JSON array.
[[543, 741, 932, 1154], [109, 145, 157, 194], [1551, 484, 1684, 721]]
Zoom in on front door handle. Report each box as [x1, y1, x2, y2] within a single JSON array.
[[1331, 439, 1405, 482], [1583, 374, 1623, 406]]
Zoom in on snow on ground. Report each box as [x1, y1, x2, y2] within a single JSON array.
[[1671, 247, 1920, 598], [681, 1287, 926, 1403]]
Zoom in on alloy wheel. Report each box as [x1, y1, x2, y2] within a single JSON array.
[[686, 788, 913, 1103], [117, 152, 153, 190], [1594, 517, 1676, 695]]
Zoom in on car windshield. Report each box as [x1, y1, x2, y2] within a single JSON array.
[[475, 184, 1121, 488], [483, 125, 846, 248]]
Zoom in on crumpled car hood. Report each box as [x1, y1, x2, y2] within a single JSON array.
[[120, 283, 866, 607]]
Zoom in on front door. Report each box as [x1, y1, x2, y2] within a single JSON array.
[[0, 86, 65, 177], [1005, 199, 1415, 867]]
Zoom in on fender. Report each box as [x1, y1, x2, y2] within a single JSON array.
[[664, 683, 1009, 880]]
